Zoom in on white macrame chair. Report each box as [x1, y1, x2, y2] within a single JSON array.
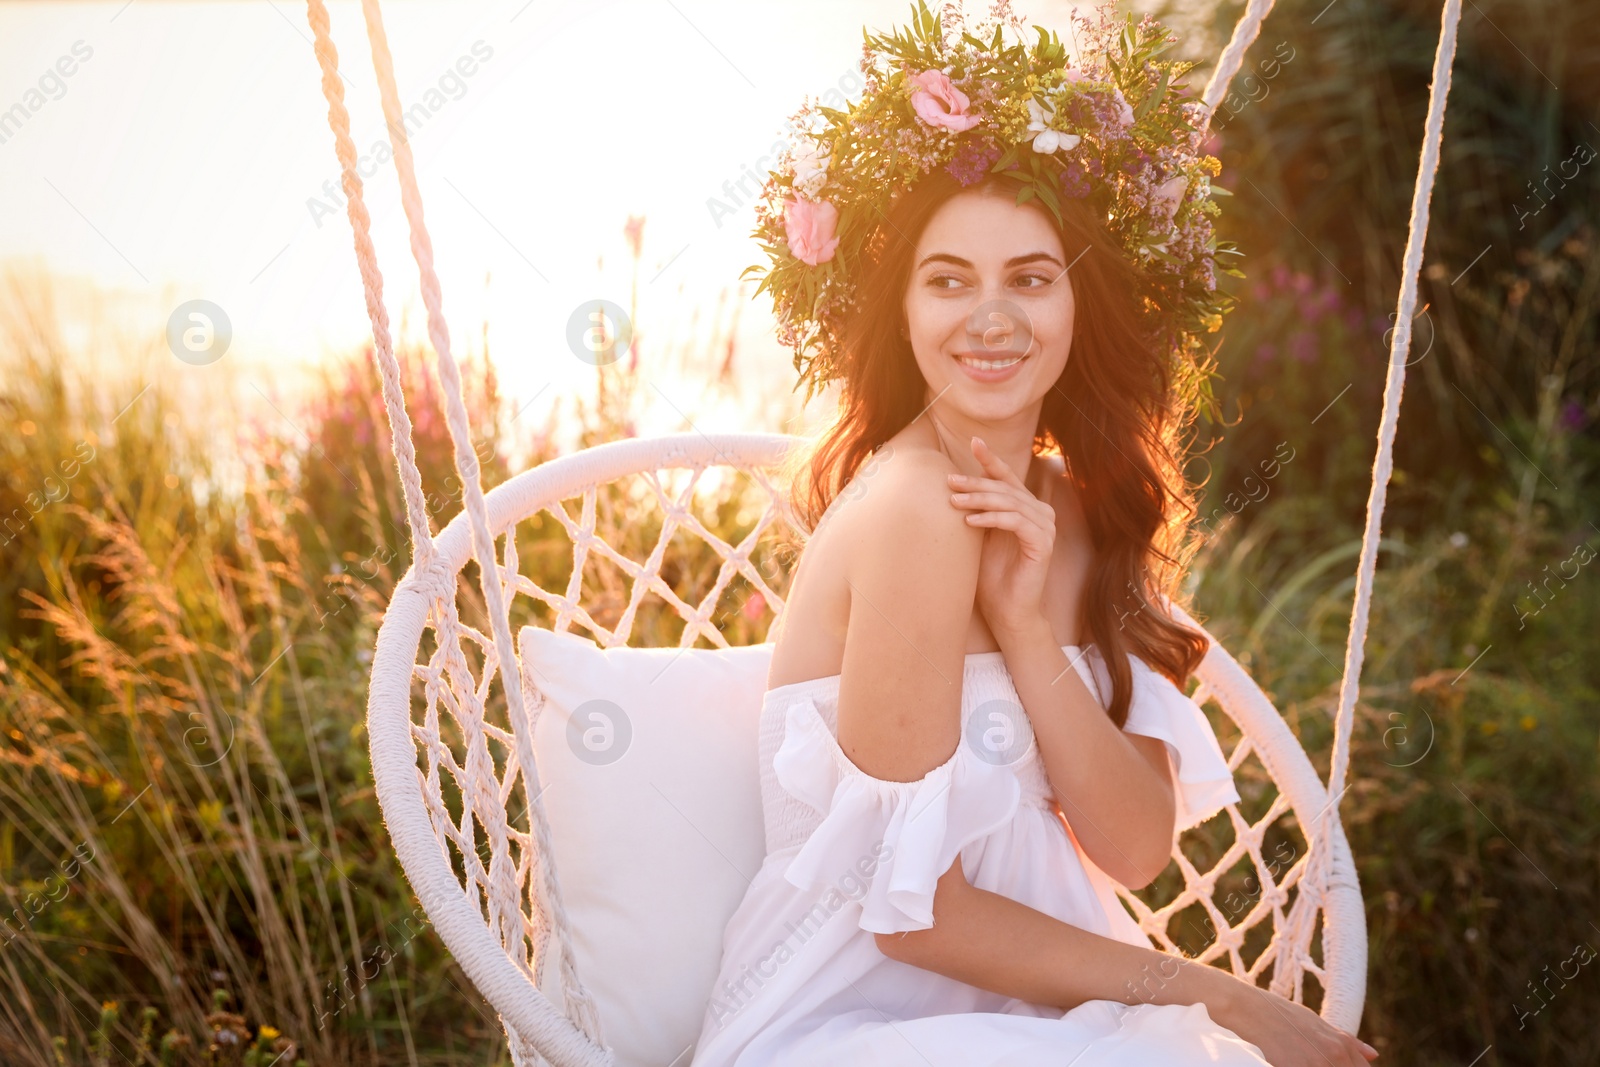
[[303, 0, 1464, 1062]]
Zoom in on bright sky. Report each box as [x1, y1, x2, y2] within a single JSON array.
[[0, 0, 1159, 446]]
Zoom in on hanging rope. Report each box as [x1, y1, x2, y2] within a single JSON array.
[[1199, 0, 1278, 139], [1302, 0, 1464, 982], [302, 0, 607, 1058], [304, 0, 437, 567]]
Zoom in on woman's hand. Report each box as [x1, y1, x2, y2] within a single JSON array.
[[946, 436, 1055, 641], [1218, 982, 1379, 1067]]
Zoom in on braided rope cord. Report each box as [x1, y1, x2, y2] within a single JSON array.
[[301, 1, 606, 1063], [302, 0, 437, 565], [1294, 0, 1464, 1003], [1198, 0, 1279, 138]]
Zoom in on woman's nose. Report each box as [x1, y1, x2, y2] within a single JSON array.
[[963, 297, 1034, 358]]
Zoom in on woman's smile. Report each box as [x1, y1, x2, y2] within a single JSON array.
[[952, 348, 1032, 382]]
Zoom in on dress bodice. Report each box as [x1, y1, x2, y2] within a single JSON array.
[[758, 648, 1064, 857]]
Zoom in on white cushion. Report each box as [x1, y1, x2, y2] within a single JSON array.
[[517, 626, 772, 1067]]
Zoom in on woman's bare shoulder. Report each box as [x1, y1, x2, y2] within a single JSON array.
[[767, 440, 975, 687], [830, 441, 978, 569]]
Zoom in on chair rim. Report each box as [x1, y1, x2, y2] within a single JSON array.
[[366, 431, 1365, 1067]]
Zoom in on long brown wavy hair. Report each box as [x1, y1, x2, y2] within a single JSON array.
[[781, 169, 1212, 727]]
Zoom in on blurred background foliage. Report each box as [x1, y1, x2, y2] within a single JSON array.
[[1, 0, 1596, 1063]]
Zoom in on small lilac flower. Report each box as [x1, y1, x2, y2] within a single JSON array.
[[1560, 399, 1586, 431], [1299, 287, 1341, 321], [1060, 160, 1091, 198], [946, 136, 1002, 186]]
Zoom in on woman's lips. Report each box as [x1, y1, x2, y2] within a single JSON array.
[[952, 349, 1029, 382]]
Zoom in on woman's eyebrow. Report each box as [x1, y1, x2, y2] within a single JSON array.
[[916, 251, 1065, 270]]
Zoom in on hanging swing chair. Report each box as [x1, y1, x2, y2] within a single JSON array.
[[302, 0, 1463, 1062]]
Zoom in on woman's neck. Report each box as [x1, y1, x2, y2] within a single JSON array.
[[919, 404, 1042, 488]]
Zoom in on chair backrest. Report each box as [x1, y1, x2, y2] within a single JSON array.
[[366, 431, 1365, 1067]]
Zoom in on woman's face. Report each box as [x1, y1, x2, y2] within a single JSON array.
[[902, 187, 1076, 422]]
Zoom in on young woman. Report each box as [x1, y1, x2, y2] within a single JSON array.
[[690, 7, 1379, 1064]]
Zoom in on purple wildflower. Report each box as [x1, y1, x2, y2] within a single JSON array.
[[1560, 399, 1587, 431], [946, 136, 1002, 186], [1060, 160, 1092, 198]]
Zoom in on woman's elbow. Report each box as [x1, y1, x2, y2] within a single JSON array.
[[1120, 843, 1173, 891], [1124, 809, 1178, 889]]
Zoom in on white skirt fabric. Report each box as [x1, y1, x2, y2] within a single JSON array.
[[688, 644, 1271, 1067]]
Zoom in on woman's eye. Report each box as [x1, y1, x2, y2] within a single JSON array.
[[927, 273, 1053, 289]]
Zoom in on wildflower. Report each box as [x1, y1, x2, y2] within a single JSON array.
[[790, 137, 830, 200], [1152, 175, 1189, 221], [946, 136, 1003, 186], [908, 69, 981, 132], [1025, 96, 1081, 154], [783, 197, 841, 266], [1060, 160, 1092, 198]]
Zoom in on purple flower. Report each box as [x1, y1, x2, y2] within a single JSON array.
[[1060, 160, 1092, 198], [1299, 287, 1341, 321], [946, 136, 1002, 186], [1560, 399, 1587, 431]]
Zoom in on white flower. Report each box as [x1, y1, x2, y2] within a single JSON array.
[[790, 137, 830, 199], [1152, 175, 1189, 221], [1025, 96, 1080, 155], [1111, 87, 1135, 127]]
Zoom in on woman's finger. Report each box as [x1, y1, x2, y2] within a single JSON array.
[[949, 490, 1030, 513], [949, 474, 1053, 521], [970, 436, 1027, 490], [947, 495, 1049, 543], [963, 511, 1054, 558]]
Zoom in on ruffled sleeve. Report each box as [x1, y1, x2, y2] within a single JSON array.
[[1067, 646, 1240, 831], [771, 697, 1020, 935]]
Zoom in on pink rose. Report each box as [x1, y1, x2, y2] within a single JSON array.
[[783, 196, 841, 266], [908, 69, 981, 132]]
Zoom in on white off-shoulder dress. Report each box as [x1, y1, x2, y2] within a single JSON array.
[[688, 643, 1272, 1067]]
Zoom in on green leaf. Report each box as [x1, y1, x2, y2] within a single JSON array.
[[1134, 69, 1169, 123], [1016, 185, 1038, 204], [1208, 184, 1233, 197]]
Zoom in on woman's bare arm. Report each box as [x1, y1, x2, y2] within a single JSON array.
[[832, 451, 983, 783], [876, 860, 1377, 1067], [1001, 616, 1176, 888]]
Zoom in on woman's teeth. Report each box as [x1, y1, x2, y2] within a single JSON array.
[[955, 353, 1025, 369]]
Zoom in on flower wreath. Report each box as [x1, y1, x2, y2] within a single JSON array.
[[742, 0, 1243, 410]]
